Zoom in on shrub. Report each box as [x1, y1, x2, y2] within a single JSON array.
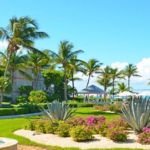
[[55, 121, 72, 137], [67, 117, 86, 126], [109, 104, 122, 112], [16, 96, 27, 103], [44, 121, 57, 134], [18, 103, 40, 113], [28, 90, 48, 103], [24, 119, 37, 130], [138, 127, 150, 145], [19, 85, 33, 96], [107, 128, 127, 142], [0, 108, 29, 116], [3, 96, 12, 102], [35, 120, 46, 133], [70, 125, 94, 141], [93, 105, 109, 111]]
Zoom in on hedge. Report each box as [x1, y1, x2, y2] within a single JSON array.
[[0, 108, 29, 116]]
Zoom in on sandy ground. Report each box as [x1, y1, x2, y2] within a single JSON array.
[[14, 129, 150, 150], [17, 144, 49, 150]]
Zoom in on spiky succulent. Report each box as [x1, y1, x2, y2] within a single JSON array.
[[118, 97, 150, 134], [40, 100, 77, 124]]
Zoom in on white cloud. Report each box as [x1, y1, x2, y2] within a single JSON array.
[[0, 41, 8, 50], [111, 62, 128, 71]]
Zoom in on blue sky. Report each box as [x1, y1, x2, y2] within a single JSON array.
[[0, 0, 150, 92]]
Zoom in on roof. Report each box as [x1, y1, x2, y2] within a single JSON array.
[[78, 85, 106, 94]]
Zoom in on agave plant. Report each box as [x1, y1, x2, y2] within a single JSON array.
[[118, 97, 150, 134], [40, 100, 77, 124]]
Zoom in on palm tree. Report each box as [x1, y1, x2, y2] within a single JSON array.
[[27, 50, 50, 90], [98, 66, 111, 101], [117, 82, 129, 93], [0, 51, 31, 103], [124, 64, 141, 90], [66, 56, 82, 99], [49, 40, 83, 101], [109, 68, 124, 100], [0, 16, 49, 77], [80, 59, 103, 88], [97, 77, 113, 94]]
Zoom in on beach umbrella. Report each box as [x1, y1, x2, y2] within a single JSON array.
[[117, 91, 137, 97]]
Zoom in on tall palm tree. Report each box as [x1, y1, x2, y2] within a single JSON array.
[[117, 82, 129, 93], [98, 66, 111, 100], [49, 40, 83, 101], [0, 16, 49, 77], [27, 50, 50, 90], [0, 51, 31, 103], [80, 59, 103, 88], [66, 56, 82, 99], [124, 64, 141, 90], [109, 68, 124, 99]]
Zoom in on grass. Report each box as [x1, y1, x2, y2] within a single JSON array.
[[75, 107, 119, 120], [0, 107, 145, 150]]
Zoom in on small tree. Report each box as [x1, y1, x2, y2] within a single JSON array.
[[0, 77, 11, 107], [28, 90, 47, 103]]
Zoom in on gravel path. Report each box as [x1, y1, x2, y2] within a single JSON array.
[[14, 129, 149, 150]]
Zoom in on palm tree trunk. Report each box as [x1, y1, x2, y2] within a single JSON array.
[[86, 75, 90, 88], [4, 50, 13, 77], [35, 73, 40, 90], [64, 67, 68, 101], [0, 92, 3, 108], [128, 77, 130, 91], [11, 69, 15, 103], [71, 72, 75, 99], [112, 80, 115, 100], [104, 86, 107, 102]]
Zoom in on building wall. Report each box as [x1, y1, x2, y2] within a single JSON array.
[[12, 68, 45, 100]]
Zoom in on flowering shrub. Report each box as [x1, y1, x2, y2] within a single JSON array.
[[138, 127, 150, 145], [108, 118, 129, 130], [68, 117, 86, 126], [99, 119, 128, 141], [107, 127, 127, 142], [55, 121, 73, 137], [86, 116, 105, 126], [70, 125, 94, 141]]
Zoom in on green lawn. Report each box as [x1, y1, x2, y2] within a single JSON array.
[[0, 107, 144, 150], [75, 107, 119, 120]]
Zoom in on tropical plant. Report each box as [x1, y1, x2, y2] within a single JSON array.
[[117, 82, 129, 93], [42, 70, 64, 92], [0, 77, 11, 107], [49, 40, 83, 101], [123, 64, 141, 90], [18, 85, 33, 96], [80, 59, 102, 88], [40, 100, 77, 124], [0, 16, 49, 78], [28, 90, 48, 103], [27, 50, 50, 90], [66, 56, 82, 98], [70, 125, 94, 141], [98, 66, 112, 100], [118, 97, 150, 134], [109, 68, 124, 100]]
